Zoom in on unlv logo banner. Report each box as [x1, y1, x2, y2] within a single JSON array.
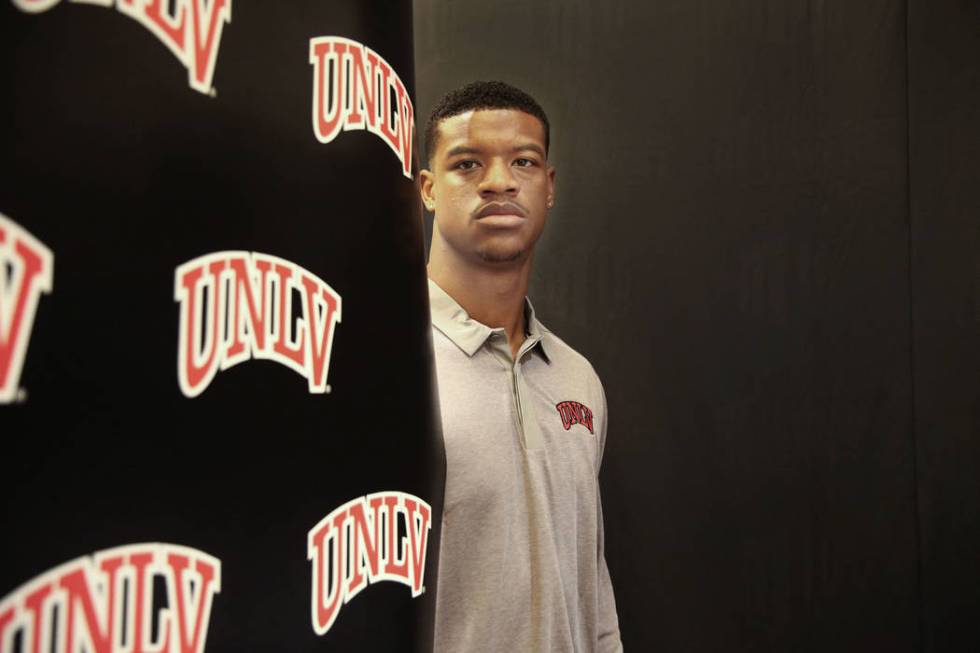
[[175, 251, 342, 398], [308, 492, 432, 636], [0, 544, 221, 653], [5, 1, 440, 649], [310, 36, 415, 178], [11, 0, 232, 95], [0, 214, 53, 404]]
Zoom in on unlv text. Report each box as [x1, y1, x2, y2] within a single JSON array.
[[175, 251, 342, 398], [309, 36, 415, 178], [13, 0, 231, 95], [0, 214, 53, 404], [308, 492, 432, 636], [0, 544, 221, 653]]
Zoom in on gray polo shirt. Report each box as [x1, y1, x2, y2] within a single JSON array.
[[429, 279, 622, 653]]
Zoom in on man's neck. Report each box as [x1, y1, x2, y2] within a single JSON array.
[[428, 252, 531, 360]]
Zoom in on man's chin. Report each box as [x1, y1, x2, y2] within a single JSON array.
[[477, 247, 526, 264]]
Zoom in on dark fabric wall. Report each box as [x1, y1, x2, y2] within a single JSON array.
[[909, 1, 980, 651], [415, 1, 978, 651]]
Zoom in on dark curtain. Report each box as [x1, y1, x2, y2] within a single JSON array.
[[415, 1, 978, 650]]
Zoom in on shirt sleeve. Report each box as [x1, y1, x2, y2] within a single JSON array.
[[595, 383, 624, 652]]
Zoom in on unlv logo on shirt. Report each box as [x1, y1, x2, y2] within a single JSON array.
[[0, 543, 221, 653], [175, 251, 342, 398], [308, 492, 432, 636], [309, 36, 415, 178], [556, 400, 595, 434], [12, 0, 232, 95], [0, 214, 53, 404]]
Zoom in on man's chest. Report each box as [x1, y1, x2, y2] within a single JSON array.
[[435, 353, 601, 516]]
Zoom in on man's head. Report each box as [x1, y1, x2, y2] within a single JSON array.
[[421, 81, 555, 268], [423, 81, 550, 166]]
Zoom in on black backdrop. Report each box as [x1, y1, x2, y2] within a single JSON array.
[[416, 1, 978, 651], [909, 2, 980, 650], [3, 1, 442, 651]]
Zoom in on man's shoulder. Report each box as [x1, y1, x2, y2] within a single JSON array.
[[537, 321, 609, 445], [537, 322, 604, 388]]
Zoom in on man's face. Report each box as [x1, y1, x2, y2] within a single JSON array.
[[421, 109, 555, 266]]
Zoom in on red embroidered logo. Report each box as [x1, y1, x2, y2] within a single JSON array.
[[0, 214, 53, 404], [0, 543, 221, 653], [555, 400, 594, 434]]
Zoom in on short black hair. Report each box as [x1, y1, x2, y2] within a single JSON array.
[[423, 80, 550, 165]]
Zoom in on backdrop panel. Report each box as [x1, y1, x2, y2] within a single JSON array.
[[1, 1, 442, 651]]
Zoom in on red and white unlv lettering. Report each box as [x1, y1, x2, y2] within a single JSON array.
[[556, 400, 595, 434], [0, 543, 220, 653], [307, 492, 432, 636], [13, 0, 231, 96], [309, 37, 415, 179], [175, 251, 342, 398], [0, 214, 53, 404]]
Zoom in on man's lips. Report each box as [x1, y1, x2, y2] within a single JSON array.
[[473, 201, 527, 220]]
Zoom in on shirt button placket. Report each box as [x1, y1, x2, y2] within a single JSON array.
[[514, 352, 544, 451]]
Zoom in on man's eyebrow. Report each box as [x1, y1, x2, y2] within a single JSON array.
[[513, 143, 546, 157], [445, 146, 482, 158], [444, 144, 547, 158]]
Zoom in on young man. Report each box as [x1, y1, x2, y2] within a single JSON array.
[[421, 81, 623, 652]]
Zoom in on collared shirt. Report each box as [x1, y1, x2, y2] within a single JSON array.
[[429, 279, 622, 653]]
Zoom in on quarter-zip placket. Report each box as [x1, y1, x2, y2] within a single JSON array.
[[489, 329, 544, 450]]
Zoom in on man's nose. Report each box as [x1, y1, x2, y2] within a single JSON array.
[[478, 160, 518, 196]]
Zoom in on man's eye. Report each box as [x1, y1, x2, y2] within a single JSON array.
[[514, 158, 535, 168], [454, 160, 478, 170]]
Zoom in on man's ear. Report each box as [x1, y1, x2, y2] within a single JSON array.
[[546, 165, 556, 208], [419, 169, 436, 213]]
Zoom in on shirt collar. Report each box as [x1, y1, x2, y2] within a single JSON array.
[[428, 278, 551, 363]]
